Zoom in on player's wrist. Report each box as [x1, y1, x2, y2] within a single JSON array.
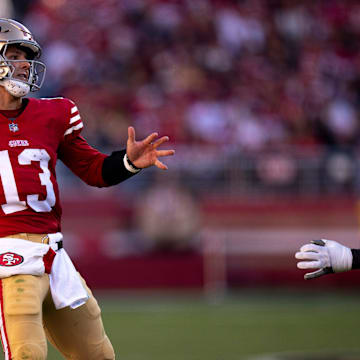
[[102, 150, 139, 185], [351, 249, 360, 269], [123, 154, 141, 173], [328, 241, 352, 273]]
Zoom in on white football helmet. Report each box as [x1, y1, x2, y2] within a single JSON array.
[[0, 18, 46, 97]]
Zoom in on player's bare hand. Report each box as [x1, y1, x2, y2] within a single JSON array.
[[126, 126, 175, 170]]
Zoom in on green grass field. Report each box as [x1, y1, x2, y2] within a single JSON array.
[[4, 289, 360, 359]]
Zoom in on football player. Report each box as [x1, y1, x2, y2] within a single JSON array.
[[0, 18, 174, 360], [295, 239, 360, 280]]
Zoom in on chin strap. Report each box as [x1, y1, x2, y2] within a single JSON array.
[[0, 79, 30, 97]]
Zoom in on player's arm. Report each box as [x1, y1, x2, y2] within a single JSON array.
[[58, 135, 137, 187], [295, 239, 360, 279], [103, 126, 175, 184], [58, 127, 175, 187], [58, 98, 174, 186]]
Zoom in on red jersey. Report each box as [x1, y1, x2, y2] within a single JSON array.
[[0, 97, 107, 236]]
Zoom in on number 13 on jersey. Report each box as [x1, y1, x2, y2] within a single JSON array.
[[0, 149, 55, 214]]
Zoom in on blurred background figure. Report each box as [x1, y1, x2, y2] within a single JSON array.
[[135, 174, 200, 253], [5, 1, 360, 359]]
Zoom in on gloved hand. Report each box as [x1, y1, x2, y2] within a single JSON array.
[[295, 239, 353, 280]]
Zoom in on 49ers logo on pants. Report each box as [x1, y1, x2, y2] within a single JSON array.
[[0, 252, 24, 266]]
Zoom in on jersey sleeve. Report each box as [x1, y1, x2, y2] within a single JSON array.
[[58, 135, 108, 187], [62, 99, 84, 140], [57, 98, 139, 187]]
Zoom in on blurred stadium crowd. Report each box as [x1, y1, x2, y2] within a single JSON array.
[[2, 0, 360, 280], [3, 0, 360, 194]]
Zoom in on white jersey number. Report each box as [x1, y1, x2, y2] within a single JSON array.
[[0, 149, 55, 214]]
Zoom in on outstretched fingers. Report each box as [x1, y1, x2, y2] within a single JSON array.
[[153, 136, 170, 148], [143, 132, 159, 145], [295, 251, 320, 261], [156, 149, 175, 157], [127, 127, 174, 169], [155, 159, 168, 170], [154, 149, 175, 170], [128, 126, 136, 143]]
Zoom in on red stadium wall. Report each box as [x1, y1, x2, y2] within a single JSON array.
[[61, 194, 360, 290]]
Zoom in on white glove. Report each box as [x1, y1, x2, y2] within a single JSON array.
[[295, 239, 353, 280]]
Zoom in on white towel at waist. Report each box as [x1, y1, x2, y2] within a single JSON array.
[[48, 233, 89, 310], [0, 232, 89, 310]]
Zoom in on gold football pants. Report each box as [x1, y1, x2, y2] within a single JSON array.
[[0, 233, 115, 360]]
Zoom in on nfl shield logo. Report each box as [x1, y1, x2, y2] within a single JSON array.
[[9, 123, 19, 132]]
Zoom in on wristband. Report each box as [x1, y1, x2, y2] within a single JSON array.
[[351, 249, 360, 269], [123, 154, 141, 173], [102, 150, 138, 186]]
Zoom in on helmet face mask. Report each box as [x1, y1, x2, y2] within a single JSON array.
[[0, 43, 46, 90], [0, 18, 46, 97]]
